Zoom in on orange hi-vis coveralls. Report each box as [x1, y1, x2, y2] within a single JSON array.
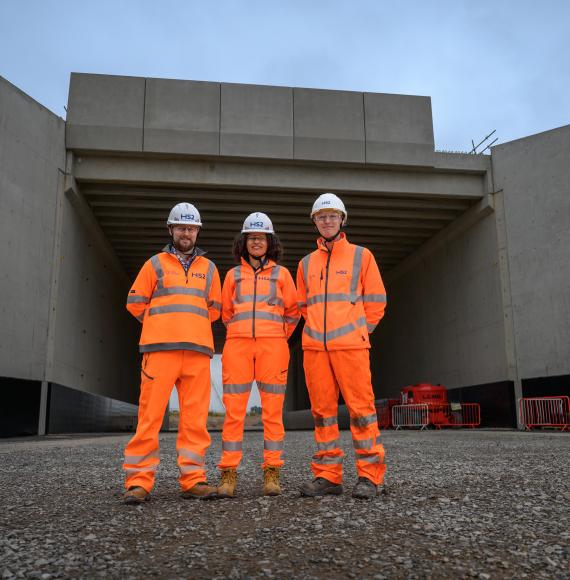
[[123, 246, 221, 493], [218, 258, 300, 470], [296, 233, 387, 486]]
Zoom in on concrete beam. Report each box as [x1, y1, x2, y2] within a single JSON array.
[[73, 156, 487, 200]]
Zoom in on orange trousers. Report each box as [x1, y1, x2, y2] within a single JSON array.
[[303, 349, 386, 486], [218, 337, 288, 470], [123, 350, 211, 493]]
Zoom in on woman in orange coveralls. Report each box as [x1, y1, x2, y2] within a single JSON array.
[[216, 212, 300, 497]]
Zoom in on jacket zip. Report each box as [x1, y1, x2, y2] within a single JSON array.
[[253, 270, 258, 338], [323, 246, 333, 351]]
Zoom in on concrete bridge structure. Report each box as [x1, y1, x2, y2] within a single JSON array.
[[1, 73, 569, 436]]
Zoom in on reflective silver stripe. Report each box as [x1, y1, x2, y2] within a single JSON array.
[[139, 342, 213, 357], [205, 260, 215, 302], [298, 301, 306, 309], [149, 304, 209, 318], [316, 439, 340, 451], [285, 316, 300, 325], [312, 455, 343, 465], [127, 295, 150, 304], [314, 416, 338, 427], [350, 413, 378, 427], [136, 314, 144, 323], [267, 265, 281, 305], [356, 454, 382, 464], [222, 440, 243, 451], [177, 449, 204, 464], [124, 450, 159, 464], [362, 294, 387, 303], [307, 293, 353, 306], [125, 467, 156, 476], [179, 464, 204, 474], [153, 287, 205, 298], [350, 246, 364, 304], [352, 437, 375, 450], [229, 311, 283, 323], [223, 383, 252, 394], [304, 325, 324, 342], [302, 255, 310, 286], [210, 301, 222, 311], [258, 382, 286, 395], [264, 440, 284, 451], [150, 255, 164, 289], [367, 322, 377, 333], [234, 266, 243, 303]]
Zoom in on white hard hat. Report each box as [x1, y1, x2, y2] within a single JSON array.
[[310, 193, 347, 219], [241, 212, 275, 234], [167, 203, 202, 227]]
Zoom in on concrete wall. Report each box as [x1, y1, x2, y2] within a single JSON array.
[[372, 211, 508, 395], [47, 190, 140, 404], [0, 76, 64, 381], [492, 126, 570, 379], [66, 73, 435, 167]]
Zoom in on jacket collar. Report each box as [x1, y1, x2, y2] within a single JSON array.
[[240, 256, 276, 271], [317, 231, 348, 251]]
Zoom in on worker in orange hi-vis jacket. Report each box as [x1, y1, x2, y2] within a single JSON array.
[[217, 212, 300, 498], [296, 193, 387, 500], [122, 202, 222, 505]]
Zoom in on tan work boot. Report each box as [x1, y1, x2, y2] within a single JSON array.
[[124, 486, 150, 505], [217, 468, 237, 498], [263, 467, 281, 496], [180, 481, 218, 500]]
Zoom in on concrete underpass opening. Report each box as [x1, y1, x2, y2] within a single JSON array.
[[2, 73, 569, 436]]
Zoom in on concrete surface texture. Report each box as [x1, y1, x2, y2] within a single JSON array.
[[374, 211, 508, 394], [0, 76, 64, 381], [492, 126, 570, 379], [1, 430, 568, 579], [66, 73, 435, 166]]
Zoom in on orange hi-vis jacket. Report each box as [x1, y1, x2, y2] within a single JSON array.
[[126, 246, 221, 357], [222, 258, 300, 339], [296, 233, 387, 351]]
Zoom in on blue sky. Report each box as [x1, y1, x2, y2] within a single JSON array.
[[1, 0, 568, 151]]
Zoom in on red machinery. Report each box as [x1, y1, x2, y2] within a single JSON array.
[[398, 383, 480, 428]]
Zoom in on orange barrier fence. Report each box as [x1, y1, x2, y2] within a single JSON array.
[[518, 396, 570, 431], [429, 403, 481, 429]]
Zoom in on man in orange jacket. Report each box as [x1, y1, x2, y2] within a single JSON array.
[[296, 193, 387, 499], [122, 202, 221, 504]]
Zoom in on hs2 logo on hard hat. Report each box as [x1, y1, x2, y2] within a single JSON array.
[[322, 201, 331, 205], [250, 221, 265, 228], [181, 214, 195, 220]]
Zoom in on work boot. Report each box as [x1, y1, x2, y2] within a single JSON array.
[[180, 482, 218, 500], [124, 486, 150, 505], [352, 477, 378, 500], [300, 477, 343, 497], [263, 467, 281, 496], [217, 468, 238, 498]]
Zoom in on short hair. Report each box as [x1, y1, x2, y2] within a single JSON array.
[[232, 233, 283, 264]]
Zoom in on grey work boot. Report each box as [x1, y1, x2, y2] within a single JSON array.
[[352, 477, 378, 499], [300, 477, 343, 497]]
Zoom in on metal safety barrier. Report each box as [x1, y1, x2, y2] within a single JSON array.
[[518, 396, 570, 431], [392, 404, 429, 430], [429, 403, 481, 429]]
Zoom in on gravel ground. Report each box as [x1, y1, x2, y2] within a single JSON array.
[[1, 429, 569, 579]]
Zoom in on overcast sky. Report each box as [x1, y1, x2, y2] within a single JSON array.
[[1, 0, 568, 152]]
